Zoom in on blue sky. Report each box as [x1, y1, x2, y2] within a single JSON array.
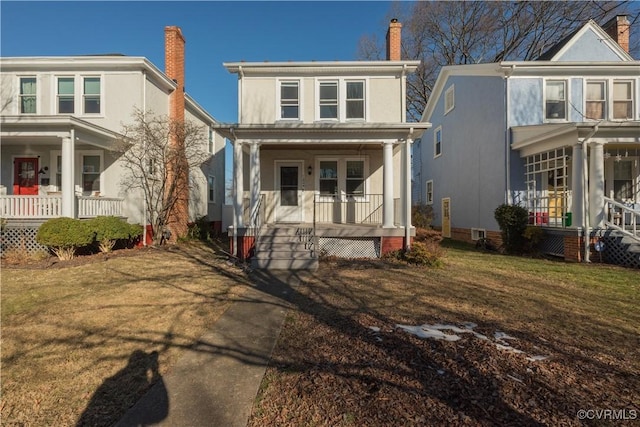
[[1, 1, 401, 123]]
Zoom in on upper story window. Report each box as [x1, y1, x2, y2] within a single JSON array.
[[57, 77, 75, 114], [208, 175, 215, 203], [434, 126, 442, 158], [585, 81, 606, 120], [346, 81, 365, 120], [545, 80, 566, 120], [613, 80, 633, 120], [319, 81, 338, 119], [19, 77, 36, 114], [280, 81, 300, 120], [444, 85, 455, 114], [83, 77, 101, 114]]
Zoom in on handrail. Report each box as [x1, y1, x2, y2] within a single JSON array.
[[604, 197, 639, 240]]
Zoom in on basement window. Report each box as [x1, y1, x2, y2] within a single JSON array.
[[471, 228, 486, 241]]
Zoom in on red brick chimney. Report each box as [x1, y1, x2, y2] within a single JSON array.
[[164, 26, 188, 240], [603, 15, 630, 54], [386, 18, 402, 61]]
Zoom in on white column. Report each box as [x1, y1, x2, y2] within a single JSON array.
[[403, 138, 413, 250], [233, 140, 244, 229], [589, 141, 605, 228], [382, 140, 394, 228], [61, 135, 75, 218], [249, 141, 261, 227], [571, 143, 584, 229]]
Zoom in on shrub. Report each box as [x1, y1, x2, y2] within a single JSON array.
[[185, 216, 211, 241], [415, 228, 443, 244], [523, 225, 544, 254], [36, 218, 94, 260], [88, 216, 135, 253], [412, 205, 434, 229], [494, 204, 529, 254], [403, 241, 445, 267]]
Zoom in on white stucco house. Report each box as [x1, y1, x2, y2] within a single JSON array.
[[0, 26, 225, 250], [215, 19, 430, 269], [414, 16, 640, 267]]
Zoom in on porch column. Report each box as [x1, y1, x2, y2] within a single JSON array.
[[249, 141, 261, 227], [589, 141, 605, 228], [382, 140, 395, 228], [403, 138, 413, 250], [61, 135, 75, 218], [571, 143, 584, 228], [233, 140, 244, 229]]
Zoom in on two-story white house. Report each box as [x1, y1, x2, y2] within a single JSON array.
[[215, 19, 430, 270], [415, 16, 640, 267], [0, 27, 226, 250]]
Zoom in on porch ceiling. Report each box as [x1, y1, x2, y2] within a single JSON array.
[[213, 122, 430, 143], [0, 115, 122, 150], [511, 121, 640, 157]]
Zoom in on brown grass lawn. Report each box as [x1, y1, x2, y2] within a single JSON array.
[[248, 242, 640, 426], [1, 241, 250, 427]]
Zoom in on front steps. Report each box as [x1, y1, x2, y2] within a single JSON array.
[[600, 229, 640, 269], [251, 226, 318, 271]]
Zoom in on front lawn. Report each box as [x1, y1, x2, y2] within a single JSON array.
[[248, 243, 640, 426]]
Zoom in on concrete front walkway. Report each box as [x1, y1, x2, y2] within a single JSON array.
[[116, 271, 298, 427]]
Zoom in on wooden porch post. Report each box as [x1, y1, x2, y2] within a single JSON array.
[[571, 143, 584, 229], [382, 140, 395, 228], [249, 141, 261, 226], [61, 133, 75, 218], [589, 141, 605, 228], [233, 139, 245, 228], [403, 138, 412, 250]]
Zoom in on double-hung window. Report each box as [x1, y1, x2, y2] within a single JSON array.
[[545, 80, 566, 120], [319, 161, 338, 196], [82, 155, 101, 192], [346, 81, 365, 120], [346, 160, 365, 196], [57, 77, 75, 114], [208, 175, 215, 203], [83, 77, 101, 114], [280, 81, 299, 120], [444, 85, 455, 114], [19, 77, 37, 114], [426, 180, 434, 205], [319, 81, 338, 119], [585, 81, 606, 120], [613, 80, 633, 120], [434, 126, 442, 158]]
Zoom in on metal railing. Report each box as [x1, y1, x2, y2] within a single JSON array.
[[313, 193, 384, 225], [605, 197, 639, 239]]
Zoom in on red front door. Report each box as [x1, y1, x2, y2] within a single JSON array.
[[13, 157, 39, 195]]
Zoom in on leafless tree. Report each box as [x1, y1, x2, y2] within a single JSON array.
[[359, 1, 639, 121], [114, 109, 210, 244]]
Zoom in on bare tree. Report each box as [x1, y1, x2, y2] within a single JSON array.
[[114, 109, 210, 244], [359, 1, 639, 121]]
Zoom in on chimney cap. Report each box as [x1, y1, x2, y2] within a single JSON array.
[[390, 18, 398, 23]]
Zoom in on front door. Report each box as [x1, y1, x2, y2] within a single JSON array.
[[13, 157, 39, 195], [276, 162, 303, 222], [442, 197, 451, 238]]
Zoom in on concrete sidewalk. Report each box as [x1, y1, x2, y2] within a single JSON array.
[[116, 271, 296, 427]]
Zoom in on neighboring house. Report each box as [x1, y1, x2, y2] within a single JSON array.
[[415, 15, 640, 267], [215, 19, 430, 269], [0, 27, 225, 250]]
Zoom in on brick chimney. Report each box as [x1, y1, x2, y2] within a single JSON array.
[[603, 15, 630, 54], [164, 26, 188, 240], [386, 18, 402, 61]]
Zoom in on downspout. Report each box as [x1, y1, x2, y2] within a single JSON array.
[[405, 128, 414, 251], [237, 66, 243, 123], [504, 64, 515, 204], [401, 63, 407, 123], [142, 69, 147, 246], [581, 124, 599, 263], [230, 126, 238, 258]]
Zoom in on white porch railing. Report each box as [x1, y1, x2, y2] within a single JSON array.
[[527, 192, 571, 228], [605, 197, 639, 239], [0, 195, 124, 219]]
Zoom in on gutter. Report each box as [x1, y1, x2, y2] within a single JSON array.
[[504, 64, 515, 204]]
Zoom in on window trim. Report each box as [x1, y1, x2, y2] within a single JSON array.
[[471, 228, 486, 241], [54, 74, 104, 117], [51, 149, 103, 194], [18, 75, 37, 114], [208, 175, 216, 203], [444, 84, 455, 115], [433, 126, 442, 158], [276, 79, 302, 121], [544, 79, 568, 121], [612, 79, 635, 121], [315, 156, 369, 201], [56, 76, 75, 114], [317, 79, 339, 121], [314, 78, 369, 122], [584, 80, 607, 121], [345, 79, 366, 121], [426, 180, 434, 205], [82, 76, 102, 115]]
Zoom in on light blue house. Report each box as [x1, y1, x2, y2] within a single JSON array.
[[415, 16, 640, 267]]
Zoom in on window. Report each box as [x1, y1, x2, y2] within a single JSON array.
[[346, 160, 364, 196], [82, 155, 100, 192], [319, 161, 338, 195], [613, 80, 633, 120], [426, 180, 434, 205], [434, 127, 442, 158], [83, 77, 101, 114], [471, 228, 486, 241], [56, 155, 62, 189], [280, 81, 299, 120], [444, 85, 455, 114], [209, 127, 214, 153], [585, 81, 606, 120], [346, 81, 364, 120], [545, 80, 566, 120], [319, 81, 338, 119], [19, 77, 36, 114], [57, 77, 75, 114], [613, 161, 633, 200], [208, 175, 215, 203]]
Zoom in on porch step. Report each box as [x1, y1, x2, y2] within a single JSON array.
[[251, 226, 318, 271], [600, 229, 640, 268]]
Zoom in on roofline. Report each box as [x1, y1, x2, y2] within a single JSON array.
[[0, 114, 123, 141], [223, 60, 421, 73], [547, 19, 634, 62], [185, 94, 218, 124]]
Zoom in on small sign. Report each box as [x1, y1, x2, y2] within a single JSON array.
[[594, 241, 605, 252]]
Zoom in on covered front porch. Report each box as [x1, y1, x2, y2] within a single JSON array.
[[215, 122, 429, 260]]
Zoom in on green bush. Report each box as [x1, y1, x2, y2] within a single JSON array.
[[494, 204, 529, 254], [36, 218, 94, 260], [88, 216, 136, 253], [412, 205, 434, 229], [404, 241, 445, 267], [184, 216, 211, 241]]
